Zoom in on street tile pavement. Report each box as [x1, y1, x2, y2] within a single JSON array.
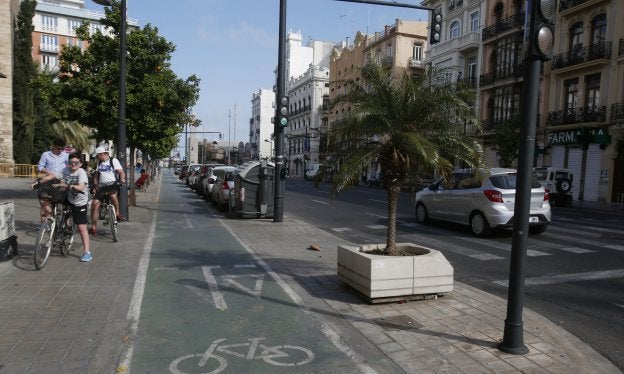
[[221, 217, 622, 374]]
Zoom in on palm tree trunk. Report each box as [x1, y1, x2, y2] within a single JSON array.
[[385, 184, 401, 255]]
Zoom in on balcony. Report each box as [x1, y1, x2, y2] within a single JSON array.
[[458, 76, 478, 88], [40, 44, 59, 53], [611, 102, 624, 122], [429, 31, 481, 57], [482, 12, 525, 41], [551, 42, 612, 71], [479, 64, 524, 87], [408, 57, 423, 68], [559, 0, 607, 14], [546, 106, 607, 126]]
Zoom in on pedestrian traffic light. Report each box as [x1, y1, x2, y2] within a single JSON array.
[[430, 8, 442, 44], [525, 0, 556, 60], [277, 96, 289, 127]]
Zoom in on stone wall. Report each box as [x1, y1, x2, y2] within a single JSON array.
[[0, 0, 19, 164]]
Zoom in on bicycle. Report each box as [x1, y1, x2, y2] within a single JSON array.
[[33, 181, 78, 270], [96, 186, 119, 242]]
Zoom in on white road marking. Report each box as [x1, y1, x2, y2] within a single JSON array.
[[311, 199, 329, 205], [615, 304, 624, 310], [202, 266, 228, 310], [604, 245, 624, 251], [222, 274, 265, 299], [332, 227, 352, 232], [184, 214, 194, 229], [493, 269, 624, 287], [234, 263, 257, 268], [366, 225, 386, 230], [558, 247, 595, 254], [367, 199, 386, 204], [459, 236, 551, 257], [153, 266, 180, 271], [402, 234, 504, 261], [366, 213, 386, 219]]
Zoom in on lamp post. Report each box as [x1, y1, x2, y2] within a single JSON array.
[[92, 0, 128, 220]]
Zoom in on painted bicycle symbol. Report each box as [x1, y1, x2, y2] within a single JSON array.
[[169, 337, 315, 374]]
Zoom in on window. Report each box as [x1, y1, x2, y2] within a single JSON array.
[[68, 19, 82, 34], [469, 11, 479, 32], [41, 15, 58, 32], [569, 22, 584, 58], [42, 54, 58, 69], [40, 34, 58, 52], [386, 43, 392, 58], [412, 43, 423, 62], [564, 78, 578, 119], [584, 73, 601, 110], [492, 85, 520, 125], [591, 14, 606, 45], [67, 38, 83, 50], [466, 56, 477, 85], [449, 21, 460, 38]]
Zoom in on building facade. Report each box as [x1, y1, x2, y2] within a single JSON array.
[[0, 0, 20, 165], [250, 88, 275, 160], [546, 0, 624, 203]]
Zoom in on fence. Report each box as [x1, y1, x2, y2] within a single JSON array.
[[0, 163, 38, 178]]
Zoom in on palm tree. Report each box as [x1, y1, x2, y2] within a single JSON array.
[[327, 62, 484, 255], [52, 120, 93, 154]]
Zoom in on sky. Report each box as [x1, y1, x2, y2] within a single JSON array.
[[86, 0, 429, 150]]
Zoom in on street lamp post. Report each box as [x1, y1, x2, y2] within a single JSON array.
[[264, 139, 273, 161], [92, 0, 128, 220]]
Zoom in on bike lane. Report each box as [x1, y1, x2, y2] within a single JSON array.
[[130, 176, 362, 373]]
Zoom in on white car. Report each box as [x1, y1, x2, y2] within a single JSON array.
[[209, 166, 237, 210], [414, 168, 551, 237]]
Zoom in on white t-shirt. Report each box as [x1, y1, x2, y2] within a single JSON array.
[[54, 167, 89, 206], [97, 157, 123, 185]]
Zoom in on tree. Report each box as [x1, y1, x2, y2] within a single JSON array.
[[12, 0, 38, 163], [53, 0, 200, 160], [492, 116, 521, 168], [328, 62, 484, 255]]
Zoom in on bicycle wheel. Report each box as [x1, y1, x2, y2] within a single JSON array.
[[60, 214, 76, 256], [34, 220, 55, 270], [99, 202, 107, 221], [108, 205, 118, 242]]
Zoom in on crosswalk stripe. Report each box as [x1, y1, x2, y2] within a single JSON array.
[[402, 234, 504, 261], [366, 225, 386, 230], [459, 236, 551, 257], [604, 245, 624, 251], [331, 227, 352, 232], [558, 247, 596, 254], [493, 269, 624, 287]]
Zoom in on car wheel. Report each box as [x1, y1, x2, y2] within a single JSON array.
[[415, 203, 429, 224], [470, 212, 492, 237], [529, 225, 547, 235], [556, 178, 572, 194]]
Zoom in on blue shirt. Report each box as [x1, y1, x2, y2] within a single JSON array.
[[37, 151, 68, 173]]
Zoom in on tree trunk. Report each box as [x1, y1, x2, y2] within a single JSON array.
[[385, 183, 401, 255]]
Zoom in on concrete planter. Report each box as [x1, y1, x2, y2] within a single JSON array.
[[337, 243, 453, 302]]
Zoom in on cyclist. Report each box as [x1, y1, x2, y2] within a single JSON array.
[[90, 146, 126, 235], [33, 152, 92, 262], [36, 138, 68, 224]]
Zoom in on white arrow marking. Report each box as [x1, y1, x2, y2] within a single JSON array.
[[222, 274, 266, 299], [202, 266, 227, 310]]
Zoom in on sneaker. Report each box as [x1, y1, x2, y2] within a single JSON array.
[[80, 252, 93, 262]]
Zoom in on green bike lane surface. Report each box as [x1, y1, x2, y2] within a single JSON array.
[[130, 180, 363, 373]]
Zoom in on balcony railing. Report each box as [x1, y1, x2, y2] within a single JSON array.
[[546, 106, 607, 126], [40, 44, 59, 53], [408, 57, 423, 68], [479, 64, 523, 86], [482, 12, 525, 41], [551, 41, 612, 70], [611, 102, 624, 121], [559, 0, 591, 12], [458, 76, 477, 88]]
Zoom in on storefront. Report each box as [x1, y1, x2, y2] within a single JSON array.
[[544, 127, 611, 202]]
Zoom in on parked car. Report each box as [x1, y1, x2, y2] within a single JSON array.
[[195, 164, 223, 196], [414, 168, 551, 237], [533, 167, 573, 207], [185, 164, 201, 187], [178, 165, 189, 180], [210, 166, 237, 210]]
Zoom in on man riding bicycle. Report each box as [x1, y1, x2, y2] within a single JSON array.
[[90, 146, 126, 235]]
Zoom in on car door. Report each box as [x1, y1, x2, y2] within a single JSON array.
[[447, 173, 481, 224], [424, 179, 452, 220]]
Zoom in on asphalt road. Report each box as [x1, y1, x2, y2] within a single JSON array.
[[283, 179, 624, 371]]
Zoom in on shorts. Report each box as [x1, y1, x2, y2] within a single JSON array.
[[94, 184, 118, 201], [71, 204, 89, 225]]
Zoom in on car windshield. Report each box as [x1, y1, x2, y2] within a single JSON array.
[[490, 173, 542, 189], [533, 170, 548, 181]]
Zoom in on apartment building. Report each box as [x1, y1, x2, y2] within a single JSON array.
[[545, 0, 624, 203], [0, 0, 20, 164], [250, 88, 275, 160], [31, 0, 137, 71]]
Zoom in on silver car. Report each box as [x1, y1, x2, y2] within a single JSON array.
[[414, 168, 551, 237], [209, 166, 237, 210]]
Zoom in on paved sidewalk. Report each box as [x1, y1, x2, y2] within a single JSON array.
[[1, 174, 621, 373]]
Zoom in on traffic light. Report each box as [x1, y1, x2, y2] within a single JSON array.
[[525, 0, 556, 60], [219, 133, 222, 140], [430, 8, 442, 45], [277, 96, 289, 127]]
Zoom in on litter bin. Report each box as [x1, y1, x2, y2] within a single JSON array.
[[232, 160, 275, 218], [0, 201, 18, 261]]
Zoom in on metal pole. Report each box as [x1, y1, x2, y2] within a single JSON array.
[[273, 0, 287, 222], [499, 2, 542, 352], [117, 0, 128, 220]]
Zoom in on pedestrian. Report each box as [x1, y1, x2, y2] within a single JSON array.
[[36, 138, 69, 224], [135, 169, 149, 191], [33, 152, 92, 262], [90, 146, 126, 235]]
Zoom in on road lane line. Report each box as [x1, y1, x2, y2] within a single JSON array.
[[312, 199, 329, 205], [332, 227, 352, 232], [366, 225, 386, 230], [604, 245, 624, 251], [493, 269, 624, 287]]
